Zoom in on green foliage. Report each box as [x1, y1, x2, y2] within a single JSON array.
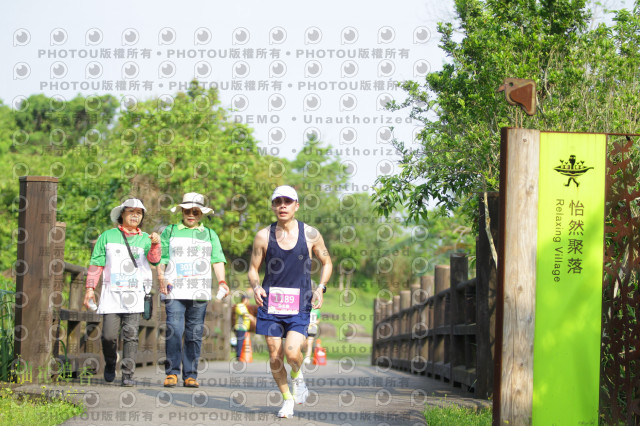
[[0, 387, 84, 426], [280, 138, 431, 289], [10, 94, 117, 153], [0, 83, 478, 297], [374, 0, 640, 223], [0, 84, 279, 270], [424, 404, 492, 426], [284, 136, 347, 191], [0, 277, 14, 382], [71, 82, 276, 259], [389, 205, 476, 278]]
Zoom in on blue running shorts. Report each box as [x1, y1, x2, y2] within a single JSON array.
[[256, 308, 310, 338]]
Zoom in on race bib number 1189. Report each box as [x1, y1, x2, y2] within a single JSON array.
[[267, 287, 300, 315]]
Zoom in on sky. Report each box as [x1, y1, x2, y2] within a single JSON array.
[[1, 0, 456, 193], [1, 0, 630, 193]]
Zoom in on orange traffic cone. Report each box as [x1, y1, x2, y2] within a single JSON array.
[[313, 339, 326, 365], [239, 333, 253, 363]]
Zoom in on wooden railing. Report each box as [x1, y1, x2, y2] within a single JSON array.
[[372, 254, 479, 390], [371, 193, 499, 397]]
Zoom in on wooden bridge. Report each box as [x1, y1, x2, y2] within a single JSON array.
[[9, 175, 491, 426], [10, 154, 640, 425]]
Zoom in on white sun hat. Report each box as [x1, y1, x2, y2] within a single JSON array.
[[110, 198, 147, 223], [170, 192, 213, 215], [271, 185, 298, 201]]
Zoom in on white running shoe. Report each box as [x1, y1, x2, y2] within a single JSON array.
[[277, 398, 295, 418], [292, 377, 309, 404], [303, 357, 311, 365]]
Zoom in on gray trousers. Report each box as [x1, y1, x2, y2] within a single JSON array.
[[102, 313, 140, 376]]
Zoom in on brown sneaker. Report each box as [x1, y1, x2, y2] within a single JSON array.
[[164, 374, 178, 387], [184, 377, 199, 388]]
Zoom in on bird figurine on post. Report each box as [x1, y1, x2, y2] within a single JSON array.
[[497, 78, 536, 127]]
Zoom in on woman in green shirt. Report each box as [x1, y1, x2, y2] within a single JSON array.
[[157, 193, 228, 388]]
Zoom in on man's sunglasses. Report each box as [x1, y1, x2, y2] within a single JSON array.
[[272, 197, 295, 206]]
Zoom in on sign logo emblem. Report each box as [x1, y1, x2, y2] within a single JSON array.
[[554, 154, 593, 187]]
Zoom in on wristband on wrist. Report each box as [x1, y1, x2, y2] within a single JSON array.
[[317, 283, 326, 293], [218, 280, 227, 285]]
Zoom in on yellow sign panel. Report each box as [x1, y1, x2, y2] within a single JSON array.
[[533, 132, 606, 424]]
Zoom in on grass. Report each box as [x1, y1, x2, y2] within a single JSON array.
[[0, 278, 83, 426], [0, 277, 15, 382], [424, 404, 492, 426], [321, 287, 377, 336], [318, 287, 374, 361], [0, 386, 84, 426]]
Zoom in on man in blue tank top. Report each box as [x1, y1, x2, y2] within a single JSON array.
[[248, 185, 333, 419]]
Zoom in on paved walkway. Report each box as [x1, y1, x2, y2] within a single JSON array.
[[16, 360, 489, 426]]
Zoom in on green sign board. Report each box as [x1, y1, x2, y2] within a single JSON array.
[[533, 132, 605, 424]]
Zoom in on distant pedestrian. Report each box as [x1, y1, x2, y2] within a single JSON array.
[[83, 198, 161, 387], [304, 306, 321, 364], [157, 193, 228, 388], [234, 294, 255, 361]]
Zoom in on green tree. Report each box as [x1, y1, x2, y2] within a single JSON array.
[[61, 82, 277, 263], [373, 0, 640, 223], [0, 84, 280, 271], [370, 1, 640, 420], [0, 94, 117, 271], [280, 139, 419, 289], [10, 94, 117, 153]]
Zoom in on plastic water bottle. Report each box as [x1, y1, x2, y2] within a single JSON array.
[[88, 300, 98, 312], [216, 286, 228, 300]]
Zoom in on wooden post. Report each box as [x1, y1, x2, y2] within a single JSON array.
[[399, 290, 410, 370], [410, 283, 421, 305], [410, 283, 422, 348], [14, 176, 59, 380], [400, 290, 410, 334], [423, 275, 435, 369], [421, 275, 434, 299], [494, 128, 539, 425], [433, 265, 450, 379], [477, 192, 499, 398], [434, 266, 449, 295], [392, 295, 400, 365], [450, 253, 468, 324], [50, 222, 65, 368], [400, 289, 412, 306], [450, 253, 468, 386], [408, 283, 421, 370], [372, 298, 379, 365], [434, 265, 449, 327]]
